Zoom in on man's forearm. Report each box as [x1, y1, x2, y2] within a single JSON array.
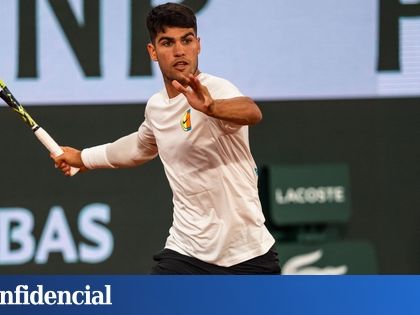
[[82, 132, 158, 169], [207, 97, 262, 125]]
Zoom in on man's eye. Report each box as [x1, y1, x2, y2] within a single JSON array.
[[182, 38, 192, 44], [162, 41, 172, 47]]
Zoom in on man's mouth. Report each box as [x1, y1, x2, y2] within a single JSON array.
[[173, 61, 189, 70]]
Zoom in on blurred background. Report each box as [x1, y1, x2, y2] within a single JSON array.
[[0, 0, 419, 274]]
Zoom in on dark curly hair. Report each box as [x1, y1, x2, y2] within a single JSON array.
[[146, 2, 197, 43]]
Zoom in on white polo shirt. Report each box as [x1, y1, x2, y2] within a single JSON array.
[[81, 73, 275, 267]]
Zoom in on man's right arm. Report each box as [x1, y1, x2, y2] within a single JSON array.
[[84, 130, 158, 169], [53, 120, 158, 176]]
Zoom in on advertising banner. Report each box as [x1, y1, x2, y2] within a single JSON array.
[[0, 276, 420, 315], [278, 241, 377, 275], [0, 0, 419, 104], [263, 164, 351, 226]]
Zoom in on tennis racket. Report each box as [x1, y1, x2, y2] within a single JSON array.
[[0, 79, 79, 176]]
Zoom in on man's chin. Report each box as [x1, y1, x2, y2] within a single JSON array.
[[172, 72, 191, 85], [166, 67, 197, 84]]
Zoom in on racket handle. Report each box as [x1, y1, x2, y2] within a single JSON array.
[[34, 127, 80, 176]]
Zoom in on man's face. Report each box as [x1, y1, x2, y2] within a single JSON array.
[[147, 27, 201, 86]]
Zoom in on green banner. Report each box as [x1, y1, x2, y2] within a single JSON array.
[[278, 241, 377, 274], [265, 164, 351, 226]]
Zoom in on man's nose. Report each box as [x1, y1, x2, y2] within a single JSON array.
[[173, 41, 185, 56]]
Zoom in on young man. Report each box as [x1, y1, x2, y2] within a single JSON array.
[[53, 2, 280, 274]]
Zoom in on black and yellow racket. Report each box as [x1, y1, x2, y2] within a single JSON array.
[[0, 79, 79, 176]]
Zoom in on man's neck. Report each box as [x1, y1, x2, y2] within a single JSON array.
[[164, 70, 201, 99], [165, 81, 182, 99]]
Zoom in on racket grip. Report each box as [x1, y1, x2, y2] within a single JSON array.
[[34, 127, 80, 176]]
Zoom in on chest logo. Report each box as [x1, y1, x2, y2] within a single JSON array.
[[180, 109, 192, 131]]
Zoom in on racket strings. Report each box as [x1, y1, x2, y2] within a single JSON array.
[[12, 104, 38, 128], [0, 83, 38, 129]]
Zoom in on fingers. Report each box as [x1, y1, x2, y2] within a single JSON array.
[[62, 164, 71, 174], [50, 145, 67, 161], [172, 80, 188, 94], [50, 145, 83, 176], [187, 74, 202, 92], [55, 161, 86, 176], [51, 154, 64, 168], [54, 160, 71, 176], [64, 165, 72, 177], [172, 74, 203, 94]]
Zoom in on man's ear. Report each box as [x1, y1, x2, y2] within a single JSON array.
[[197, 37, 201, 54], [147, 43, 158, 61]]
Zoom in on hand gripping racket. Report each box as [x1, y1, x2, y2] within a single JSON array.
[[0, 79, 79, 176]]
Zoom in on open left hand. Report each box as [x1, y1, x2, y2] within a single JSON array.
[[172, 74, 214, 115]]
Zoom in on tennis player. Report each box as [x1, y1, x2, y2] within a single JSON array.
[[53, 2, 280, 274]]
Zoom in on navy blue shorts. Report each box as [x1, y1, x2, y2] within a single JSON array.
[[151, 246, 281, 275]]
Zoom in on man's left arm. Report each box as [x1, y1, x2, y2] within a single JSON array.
[[207, 96, 262, 125], [172, 74, 262, 126]]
